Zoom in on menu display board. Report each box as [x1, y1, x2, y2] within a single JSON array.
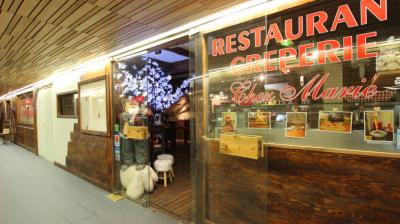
[[248, 111, 271, 129], [318, 111, 353, 133], [364, 110, 394, 143], [285, 112, 307, 139]]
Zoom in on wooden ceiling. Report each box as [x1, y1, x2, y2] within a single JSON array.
[[0, 0, 246, 95]]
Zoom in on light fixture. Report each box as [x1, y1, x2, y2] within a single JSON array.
[[113, 50, 148, 61]]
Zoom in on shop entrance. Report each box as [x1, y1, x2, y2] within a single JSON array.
[[112, 38, 194, 221]]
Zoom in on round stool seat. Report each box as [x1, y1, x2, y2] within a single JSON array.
[[154, 159, 173, 172], [157, 154, 174, 163]]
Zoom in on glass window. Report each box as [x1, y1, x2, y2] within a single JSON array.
[[202, 0, 400, 153], [57, 91, 77, 118], [17, 93, 34, 125], [79, 78, 108, 134]]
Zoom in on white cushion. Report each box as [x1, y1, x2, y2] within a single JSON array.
[[153, 144, 162, 149], [154, 159, 173, 172], [157, 154, 174, 163]]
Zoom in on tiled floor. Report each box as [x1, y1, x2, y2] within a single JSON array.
[[0, 143, 179, 224]]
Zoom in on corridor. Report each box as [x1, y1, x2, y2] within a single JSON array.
[[0, 143, 178, 224]]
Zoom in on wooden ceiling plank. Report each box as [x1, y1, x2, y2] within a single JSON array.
[[115, 0, 148, 16], [1, 0, 13, 11], [55, 32, 81, 48], [59, 2, 96, 28], [25, 20, 44, 39], [62, 32, 88, 48], [124, 0, 160, 18], [47, 0, 78, 24], [73, 8, 111, 32], [128, 0, 179, 21], [100, 21, 145, 40], [36, 0, 67, 22], [16, 0, 40, 17], [29, 0, 51, 19], [94, 0, 124, 9], [11, 15, 33, 36], [46, 28, 74, 45], [27, 41, 46, 54], [108, 0, 134, 13], [9, 0, 23, 13], [0, 11, 14, 37], [0, 0, 249, 95], [140, 1, 200, 27], [20, 18, 39, 38], [84, 12, 120, 35], [38, 25, 63, 44], [73, 37, 100, 50], [90, 16, 131, 37], [0, 34, 13, 49], [3, 13, 21, 36], [30, 22, 55, 41]]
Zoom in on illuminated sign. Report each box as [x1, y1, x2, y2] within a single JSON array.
[[230, 73, 378, 105], [211, 0, 387, 73]]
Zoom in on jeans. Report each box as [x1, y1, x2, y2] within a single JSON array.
[[121, 137, 149, 165]]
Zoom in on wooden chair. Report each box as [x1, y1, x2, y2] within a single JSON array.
[[0, 121, 12, 144]]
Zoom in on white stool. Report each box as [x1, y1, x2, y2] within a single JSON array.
[[157, 154, 174, 177], [154, 159, 173, 187]]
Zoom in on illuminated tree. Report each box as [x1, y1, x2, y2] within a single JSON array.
[[115, 58, 191, 112]]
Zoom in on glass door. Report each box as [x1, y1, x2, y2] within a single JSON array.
[[112, 57, 152, 207], [190, 14, 269, 224]]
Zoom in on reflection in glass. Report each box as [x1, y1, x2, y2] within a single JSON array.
[[80, 79, 107, 133]]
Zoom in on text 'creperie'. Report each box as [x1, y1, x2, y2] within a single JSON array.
[[211, 0, 387, 73]]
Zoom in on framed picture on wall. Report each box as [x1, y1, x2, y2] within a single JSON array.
[[318, 111, 353, 133], [79, 76, 109, 136], [248, 111, 271, 129], [364, 110, 394, 143], [285, 112, 307, 139], [221, 111, 237, 133]]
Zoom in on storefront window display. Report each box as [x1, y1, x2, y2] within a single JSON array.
[[190, 0, 400, 223], [204, 0, 400, 153], [112, 52, 192, 207]]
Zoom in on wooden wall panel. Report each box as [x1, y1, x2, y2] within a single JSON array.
[[15, 126, 37, 154], [206, 140, 267, 224], [204, 140, 400, 224], [65, 64, 114, 191], [66, 123, 113, 190], [267, 147, 400, 224]]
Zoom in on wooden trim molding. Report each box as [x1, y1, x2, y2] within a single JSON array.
[[57, 90, 78, 119], [78, 75, 111, 137]]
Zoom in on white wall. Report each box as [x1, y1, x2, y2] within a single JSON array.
[[49, 75, 80, 166]]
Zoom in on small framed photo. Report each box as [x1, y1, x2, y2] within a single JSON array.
[[318, 111, 353, 133], [364, 110, 394, 143], [285, 112, 307, 139], [222, 112, 237, 133], [248, 111, 271, 129]]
